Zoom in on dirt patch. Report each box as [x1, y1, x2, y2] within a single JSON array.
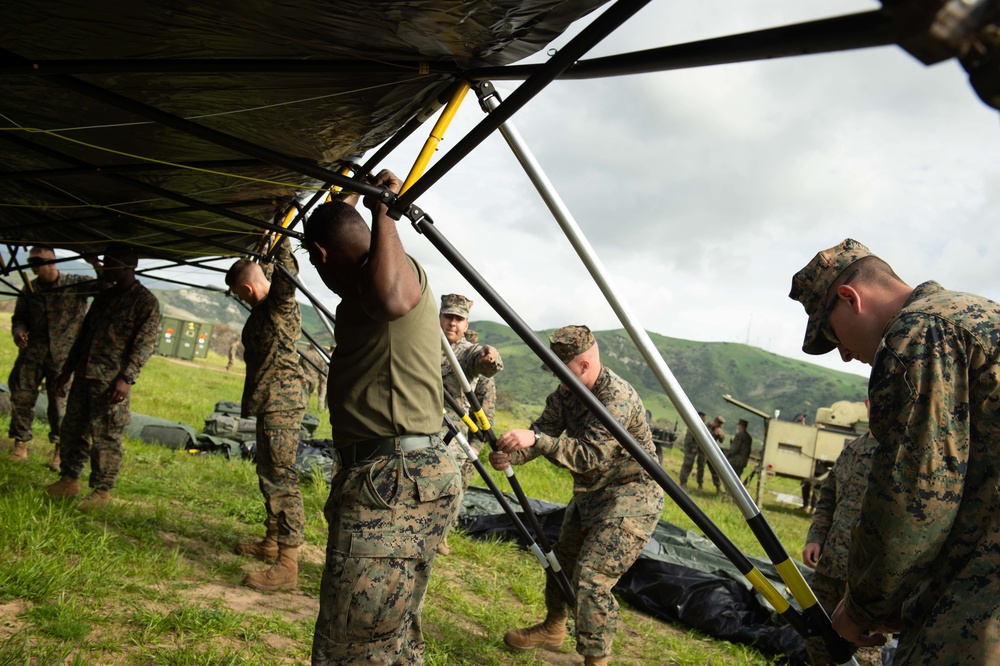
[[178, 582, 318, 624], [0, 599, 27, 640]]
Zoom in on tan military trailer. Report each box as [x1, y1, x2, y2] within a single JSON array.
[[722, 394, 868, 506]]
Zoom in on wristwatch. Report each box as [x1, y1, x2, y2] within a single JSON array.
[[532, 428, 541, 444]]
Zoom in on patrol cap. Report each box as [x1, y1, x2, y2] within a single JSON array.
[[789, 239, 874, 356], [440, 293, 472, 319], [546, 325, 596, 367], [738, 418, 748, 427], [715, 415, 726, 424]]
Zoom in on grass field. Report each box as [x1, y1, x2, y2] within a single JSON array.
[[0, 313, 816, 665]]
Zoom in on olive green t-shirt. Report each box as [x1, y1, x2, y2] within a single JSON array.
[[327, 255, 443, 446]]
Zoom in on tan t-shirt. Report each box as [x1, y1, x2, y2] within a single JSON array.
[[327, 255, 443, 446]]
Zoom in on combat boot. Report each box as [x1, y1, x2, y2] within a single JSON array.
[[9, 440, 28, 461], [78, 489, 111, 511], [243, 545, 298, 591], [235, 527, 279, 562], [584, 657, 609, 666], [48, 438, 61, 472], [503, 612, 567, 652], [45, 475, 80, 498], [436, 535, 451, 556]]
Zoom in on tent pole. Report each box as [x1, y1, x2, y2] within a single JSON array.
[[477, 82, 858, 663], [407, 208, 858, 665]]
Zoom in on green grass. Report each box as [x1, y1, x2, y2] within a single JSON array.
[[0, 314, 814, 665]]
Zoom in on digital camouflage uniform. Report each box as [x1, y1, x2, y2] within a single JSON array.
[[440, 336, 503, 488], [241, 238, 307, 549], [804, 431, 881, 666], [313, 256, 462, 666], [844, 282, 1000, 666], [8, 271, 100, 443], [726, 428, 752, 478], [679, 418, 722, 488], [510, 348, 664, 660], [299, 344, 328, 406], [59, 281, 159, 489], [226, 339, 240, 371]]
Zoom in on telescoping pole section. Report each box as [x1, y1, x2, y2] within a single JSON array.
[[407, 210, 856, 664], [440, 331, 576, 605], [474, 82, 855, 663], [440, 406, 569, 600]]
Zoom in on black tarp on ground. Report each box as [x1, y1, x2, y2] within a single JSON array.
[[458, 486, 810, 664]]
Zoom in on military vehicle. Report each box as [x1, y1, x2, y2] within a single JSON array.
[[722, 394, 868, 506]]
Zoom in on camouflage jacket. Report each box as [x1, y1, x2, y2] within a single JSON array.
[[63, 280, 160, 383], [441, 337, 503, 424], [726, 430, 752, 469], [241, 238, 306, 417], [846, 282, 1000, 663], [806, 431, 878, 581], [12, 271, 104, 366], [511, 365, 664, 519]]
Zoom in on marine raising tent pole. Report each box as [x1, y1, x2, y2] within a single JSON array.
[[475, 82, 857, 664], [406, 207, 858, 662]]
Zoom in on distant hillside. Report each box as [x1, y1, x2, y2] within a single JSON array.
[[468, 321, 868, 435], [151, 288, 334, 347]]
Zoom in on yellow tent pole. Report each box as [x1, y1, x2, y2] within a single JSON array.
[[264, 206, 301, 256], [400, 81, 471, 195]]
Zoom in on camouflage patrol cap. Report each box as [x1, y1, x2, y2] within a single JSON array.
[[789, 239, 873, 356], [440, 293, 472, 319], [715, 415, 726, 424], [549, 325, 596, 364], [738, 418, 748, 427]]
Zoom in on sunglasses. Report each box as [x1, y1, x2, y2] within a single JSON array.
[[819, 269, 858, 347]]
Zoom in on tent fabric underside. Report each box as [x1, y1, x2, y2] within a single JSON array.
[[0, 0, 609, 258]]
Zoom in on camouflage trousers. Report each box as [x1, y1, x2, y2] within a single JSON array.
[[60, 377, 130, 490], [255, 410, 305, 547], [695, 448, 720, 489], [7, 352, 66, 443], [805, 571, 881, 666], [544, 501, 658, 658], [678, 442, 698, 486], [312, 437, 462, 666]]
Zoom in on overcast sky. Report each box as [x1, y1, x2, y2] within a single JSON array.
[[344, 0, 999, 380], [96, 0, 1000, 381]]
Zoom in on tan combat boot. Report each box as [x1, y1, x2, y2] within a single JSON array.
[[49, 438, 61, 472], [235, 526, 279, 562], [436, 535, 451, 556], [45, 475, 80, 498], [78, 489, 111, 511], [9, 440, 29, 461], [584, 657, 609, 666], [503, 613, 567, 652], [243, 545, 298, 591]]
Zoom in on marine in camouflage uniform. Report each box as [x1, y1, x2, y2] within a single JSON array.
[[802, 430, 882, 666], [299, 343, 328, 405], [45, 245, 159, 509], [726, 418, 752, 479], [7, 247, 103, 463], [492, 325, 664, 664], [228, 237, 307, 591], [790, 239, 1000, 665], [677, 410, 706, 487], [438, 295, 503, 488], [303, 177, 462, 666], [695, 415, 724, 491]]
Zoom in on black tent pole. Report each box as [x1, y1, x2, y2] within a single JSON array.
[[408, 210, 858, 664]]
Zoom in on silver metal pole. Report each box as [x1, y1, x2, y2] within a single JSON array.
[[483, 91, 757, 518]]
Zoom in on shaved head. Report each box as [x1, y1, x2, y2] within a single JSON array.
[[304, 201, 370, 249], [226, 258, 261, 288]]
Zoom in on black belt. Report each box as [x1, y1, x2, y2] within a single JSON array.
[[338, 435, 434, 467]]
